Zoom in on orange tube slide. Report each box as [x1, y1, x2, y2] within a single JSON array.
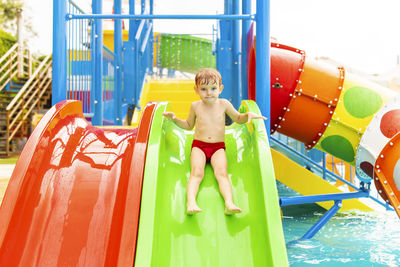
[[248, 40, 400, 218]]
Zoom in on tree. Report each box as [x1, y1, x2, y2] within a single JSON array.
[[0, 0, 23, 32]]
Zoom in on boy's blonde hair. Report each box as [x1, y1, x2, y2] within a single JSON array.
[[195, 68, 222, 87]]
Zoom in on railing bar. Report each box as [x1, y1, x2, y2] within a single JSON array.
[[0, 58, 17, 74], [68, 14, 255, 21], [6, 55, 51, 110], [8, 62, 51, 129], [0, 43, 18, 63], [135, 20, 146, 41], [22, 79, 52, 121]]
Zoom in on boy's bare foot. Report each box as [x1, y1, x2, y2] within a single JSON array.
[[224, 203, 242, 215], [187, 203, 202, 215]]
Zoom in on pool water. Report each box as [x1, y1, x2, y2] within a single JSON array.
[[278, 182, 400, 266]]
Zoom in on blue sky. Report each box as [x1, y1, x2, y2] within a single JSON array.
[[24, 0, 400, 74]]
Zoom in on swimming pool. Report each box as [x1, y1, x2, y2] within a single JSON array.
[[279, 182, 400, 266]]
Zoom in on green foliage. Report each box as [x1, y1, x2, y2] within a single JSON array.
[[0, 0, 23, 27], [0, 28, 16, 57]]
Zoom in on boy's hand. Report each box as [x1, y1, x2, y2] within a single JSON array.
[[162, 112, 176, 121], [247, 112, 267, 123]]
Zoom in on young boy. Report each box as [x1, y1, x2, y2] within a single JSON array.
[[162, 68, 266, 215]]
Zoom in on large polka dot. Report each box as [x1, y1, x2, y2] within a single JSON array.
[[343, 87, 382, 118], [321, 135, 355, 162], [360, 161, 374, 178], [380, 109, 400, 138], [393, 160, 400, 192]]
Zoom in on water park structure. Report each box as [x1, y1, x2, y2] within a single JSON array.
[[0, 0, 400, 265]]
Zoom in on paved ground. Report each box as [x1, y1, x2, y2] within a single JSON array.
[[0, 165, 14, 203]]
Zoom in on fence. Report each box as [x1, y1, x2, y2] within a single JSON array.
[[67, 0, 116, 122]]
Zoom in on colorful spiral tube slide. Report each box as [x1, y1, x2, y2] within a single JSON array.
[[248, 39, 400, 218], [0, 100, 288, 266]]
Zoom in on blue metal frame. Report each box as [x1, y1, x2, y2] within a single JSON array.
[[92, 0, 103, 125], [271, 135, 392, 209], [67, 14, 254, 20], [280, 192, 369, 239], [114, 0, 123, 125], [256, 0, 271, 136], [302, 200, 342, 239], [241, 0, 251, 100], [52, 0, 67, 104], [280, 191, 370, 207]]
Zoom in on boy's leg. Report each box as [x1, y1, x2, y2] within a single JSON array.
[[187, 147, 206, 214], [210, 149, 242, 215]]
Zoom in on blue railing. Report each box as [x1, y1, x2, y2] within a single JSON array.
[[66, 1, 93, 114], [134, 20, 152, 105], [102, 46, 115, 124], [66, 0, 117, 124], [270, 133, 391, 209]]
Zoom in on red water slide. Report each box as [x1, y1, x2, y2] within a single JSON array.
[[0, 100, 156, 266]]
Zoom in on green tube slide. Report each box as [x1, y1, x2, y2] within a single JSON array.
[[135, 100, 288, 267]]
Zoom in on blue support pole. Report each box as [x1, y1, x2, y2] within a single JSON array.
[[128, 0, 136, 41], [232, 0, 241, 108], [241, 0, 251, 100], [52, 0, 67, 105], [302, 200, 342, 239], [279, 191, 370, 207], [141, 0, 145, 14], [92, 0, 103, 125], [217, 1, 233, 103], [256, 0, 270, 136], [114, 0, 122, 125], [149, 0, 154, 75]]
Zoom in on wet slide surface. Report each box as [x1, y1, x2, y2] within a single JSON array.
[[135, 101, 288, 267], [0, 100, 155, 266]]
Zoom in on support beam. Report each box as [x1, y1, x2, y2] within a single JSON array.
[[241, 0, 251, 100], [256, 0, 270, 135], [302, 200, 342, 239], [279, 191, 370, 207], [92, 0, 103, 125], [52, 0, 67, 105], [114, 0, 123, 125]]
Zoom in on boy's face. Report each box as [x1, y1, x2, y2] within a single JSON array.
[[195, 82, 223, 104]]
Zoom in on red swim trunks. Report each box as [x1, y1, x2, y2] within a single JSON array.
[[191, 139, 226, 163]]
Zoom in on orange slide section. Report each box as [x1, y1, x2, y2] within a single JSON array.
[[0, 100, 156, 266]]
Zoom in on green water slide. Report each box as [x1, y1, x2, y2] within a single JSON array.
[[135, 101, 288, 267], [157, 34, 216, 73]]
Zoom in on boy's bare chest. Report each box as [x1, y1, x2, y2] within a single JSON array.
[[196, 107, 225, 124]]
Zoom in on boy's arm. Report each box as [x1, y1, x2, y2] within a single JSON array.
[[224, 99, 267, 124], [162, 103, 196, 130]]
